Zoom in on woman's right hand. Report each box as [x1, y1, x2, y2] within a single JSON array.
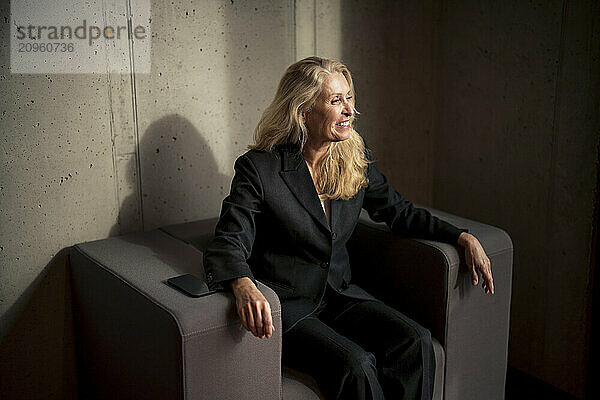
[[229, 277, 274, 339]]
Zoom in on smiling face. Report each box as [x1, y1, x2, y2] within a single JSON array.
[[304, 72, 354, 146]]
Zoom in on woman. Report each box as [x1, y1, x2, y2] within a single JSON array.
[[203, 56, 494, 400]]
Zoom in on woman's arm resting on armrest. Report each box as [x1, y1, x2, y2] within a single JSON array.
[[458, 232, 494, 294]]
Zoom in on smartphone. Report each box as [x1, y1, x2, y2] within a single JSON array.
[[166, 274, 215, 298]]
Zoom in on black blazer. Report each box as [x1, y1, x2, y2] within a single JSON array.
[[203, 143, 466, 332]]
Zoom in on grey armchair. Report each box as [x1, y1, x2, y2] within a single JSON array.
[[70, 208, 512, 399]]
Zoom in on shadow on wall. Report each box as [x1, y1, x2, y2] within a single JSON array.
[[0, 249, 78, 399], [111, 114, 230, 236]]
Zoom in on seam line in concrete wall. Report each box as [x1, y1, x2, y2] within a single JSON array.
[[313, 0, 317, 55], [291, 0, 297, 62], [102, 0, 121, 236], [126, 0, 144, 232], [547, 0, 568, 236], [432, 0, 446, 209]]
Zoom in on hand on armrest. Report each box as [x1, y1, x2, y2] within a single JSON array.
[[229, 277, 275, 339], [458, 232, 495, 294]]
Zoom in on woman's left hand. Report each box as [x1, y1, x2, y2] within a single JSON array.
[[458, 232, 494, 294]]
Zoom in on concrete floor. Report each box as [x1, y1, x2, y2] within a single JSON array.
[[505, 368, 578, 400]]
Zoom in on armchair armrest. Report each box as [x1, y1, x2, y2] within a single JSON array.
[[70, 229, 282, 400], [348, 208, 513, 400], [160, 217, 220, 251]]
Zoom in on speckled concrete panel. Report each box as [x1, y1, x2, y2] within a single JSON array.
[[433, 3, 562, 387], [338, 0, 439, 205], [295, 0, 316, 60], [135, 0, 294, 230], [315, 0, 342, 59], [527, 2, 599, 396], [0, 13, 119, 338], [433, 0, 561, 383], [433, 1, 598, 397]]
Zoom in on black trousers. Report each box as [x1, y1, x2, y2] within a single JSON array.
[[282, 285, 435, 400]]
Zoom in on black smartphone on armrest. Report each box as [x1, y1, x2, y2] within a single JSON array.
[[166, 274, 215, 298]]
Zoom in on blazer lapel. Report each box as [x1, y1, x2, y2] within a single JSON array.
[[279, 145, 331, 232], [330, 198, 341, 232]]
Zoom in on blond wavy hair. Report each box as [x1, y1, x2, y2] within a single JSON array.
[[250, 56, 370, 200]]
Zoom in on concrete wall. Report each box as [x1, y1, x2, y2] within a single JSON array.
[[434, 1, 599, 397], [0, 0, 295, 397], [338, 0, 439, 205], [1, 0, 598, 398], [331, 0, 599, 397]]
